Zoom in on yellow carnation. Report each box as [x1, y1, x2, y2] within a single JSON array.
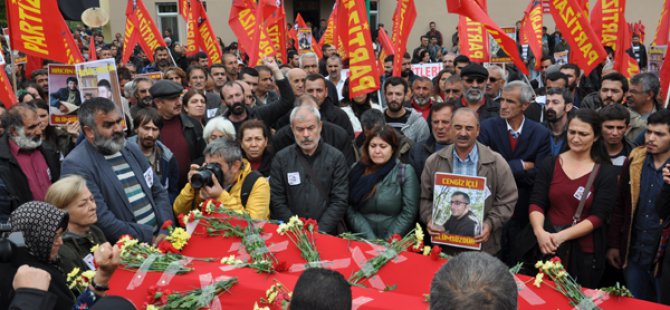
[[533, 273, 544, 288]]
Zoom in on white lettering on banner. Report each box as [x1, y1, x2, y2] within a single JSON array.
[[411, 63, 442, 79]]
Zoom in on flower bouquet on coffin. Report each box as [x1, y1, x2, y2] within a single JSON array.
[[276, 216, 320, 265], [348, 224, 424, 287], [532, 257, 602, 309], [143, 277, 238, 310], [116, 235, 205, 274], [253, 280, 292, 310], [241, 219, 283, 273], [66, 267, 96, 295], [157, 220, 192, 254]]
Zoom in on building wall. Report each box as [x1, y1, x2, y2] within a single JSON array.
[[104, 0, 664, 54]]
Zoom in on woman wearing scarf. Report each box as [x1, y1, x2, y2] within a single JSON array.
[[0, 201, 121, 310], [346, 125, 420, 240]]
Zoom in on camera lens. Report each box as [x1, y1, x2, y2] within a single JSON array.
[[191, 170, 212, 189]]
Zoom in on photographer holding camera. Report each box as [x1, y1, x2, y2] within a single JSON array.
[[173, 139, 270, 219]]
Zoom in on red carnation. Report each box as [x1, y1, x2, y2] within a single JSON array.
[[550, 256, 562, 263], [158, 240, 178, 254], [410, 241, 424, 253], [274, 261, 288, 272], [430, 245, 442, 260], [388, 234, 402, 244], [304, 218, 318, 232], [177, 214, 186, 227], [161, 220, 173, 230]]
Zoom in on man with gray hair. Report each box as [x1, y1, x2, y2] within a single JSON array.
[[62, 97, 174, 244], [172, 139, 270, 219], [128, 76, 154, 120], [270, 104, 349, 235], [430, 252, 517, 310], [478, 81, 551, 264], [0, 104, 60, 220], [485, 65, 506, 106], [626, 72, 661, 142], [299, 52, 339, 102]]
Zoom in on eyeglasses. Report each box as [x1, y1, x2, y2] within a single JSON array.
[[464, 77, 486, 84], [449, 201, 468, 206], [488, 77, 499, 83], [444, 89, 460, 94]]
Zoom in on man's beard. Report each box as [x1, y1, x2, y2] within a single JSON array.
[[230, 101, 246, 115], [414, 96, 429, 106], [387, 101, 403, 113], [11, 127, 42, 150], [464, 87, 484, 103], [140, 137, 156, 149], [545, 109, 558, 122], [93, 130, 126, 155], [156, 59, 171, 68], [401, 69, 411, 78], [138, 96, 153, 108]]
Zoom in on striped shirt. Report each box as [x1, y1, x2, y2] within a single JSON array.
[[104, 152, 157, 231], [452, 144, 478, 177]]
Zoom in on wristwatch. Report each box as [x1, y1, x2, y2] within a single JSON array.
[[91, 276, 110, 292]]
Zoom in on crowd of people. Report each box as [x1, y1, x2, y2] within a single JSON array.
[[0, 17, 669, 310]]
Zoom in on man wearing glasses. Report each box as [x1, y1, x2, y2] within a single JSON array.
[[486, 65, 506, 106], [443, 191, 481, 237], [456, 63, 500, 121]]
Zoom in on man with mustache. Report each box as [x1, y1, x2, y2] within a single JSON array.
[[62, 98, 174, 244], [140, 47, 173, 73], [581, 72, 629, 111], [128, 108, 179, 203], [152, 80, 206, 190], [0, 104, 60, 221], [456, 63, 499, 121], [221, 57, 295, 132], [383, 76, 429, 144], [420, 108, 517, 255], [128, 77, 154, 120], [410, 77, 435, 120], [608, 110, 670, 302], [270, 104, 349, 235], [545, 87, 574, 156], [626, 73, 661, 143]]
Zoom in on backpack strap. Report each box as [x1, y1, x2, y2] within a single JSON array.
[[241, 171, 262, 209]]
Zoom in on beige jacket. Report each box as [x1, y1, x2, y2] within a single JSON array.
[[420, 142, 518, 254]]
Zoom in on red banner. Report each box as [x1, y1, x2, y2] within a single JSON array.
[[457, 0, 488, 63], [5, 0, 84, 64], [377, 26, 395, 73], [318, 3, 346, 59], [447, 0, 529, 74], [336, 0, 380, 97], [295, 13, 322, 59], [260, 0, 287, 64], [229, 0, 276, 65], [185, 0, 199, 56], [520, 0, 543, 70], [590, 0, 622, 51], [89, 35, 97, 61], [195, 0, 223, 64], [661, 47, 670, 107], [653, 0, 670, 46], [122, 0, 167, 63], [548, 0, 607, 75], [614, 1, 640, 78], [0, 65, 17, 107], [121, 1, 140, 64], [178, 0, 188, 20], [391, 0, 417, 77]]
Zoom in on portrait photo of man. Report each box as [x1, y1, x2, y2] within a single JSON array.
[[443, 191, 481, 237]]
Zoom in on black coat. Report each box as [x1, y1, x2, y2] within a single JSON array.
[[0, 134, 60, 221], [0, 248, 73, 310], [225, 78, 296, 132]]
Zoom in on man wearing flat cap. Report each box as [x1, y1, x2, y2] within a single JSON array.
[[456, 63, 500, 121], [151, 80, 206, 189]]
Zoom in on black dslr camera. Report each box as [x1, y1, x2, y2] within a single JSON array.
[[191, 163, 224, 189], [0, 222, 26, 263]]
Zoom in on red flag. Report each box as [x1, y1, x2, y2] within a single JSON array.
[[194, 0, 223, 64], [185, 0, 199, 56], [5, 0, 83, 64], [447, 0, 529, 75], [653, 1, 669, 46], [336, 0, 380, 97], [230, 0, 277, 64], [178, 0, 189, 20], [660, 48, 670, 107], [121, 1, 141, 64], [318, 2, 346, 58], [295, 13, 322, 59], [548, 0, 607, 75], [0, 65, 17, 107], [377, 26, 394, 72], [24, 55, 43, 80], [260, 0, 287, 64], [391, 0, 417, 77], [89, 35, 97, 61], [590, 0, 622, 51], [123, 0, 167, 63], [520, 0, 543, 70], [457, 0, 488, 63], [247, 0, 277, 65], [614, 1, 640, 78]]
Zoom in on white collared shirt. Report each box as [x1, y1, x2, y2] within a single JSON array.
[[506, 116, 526, 139]]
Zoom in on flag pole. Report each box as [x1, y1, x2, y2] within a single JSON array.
[[9, 50, 17, 95], [664, 83, 670, 109]]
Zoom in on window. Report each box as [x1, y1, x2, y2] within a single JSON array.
[[157, 2, 180, 43], [369, 0, 378, 29]]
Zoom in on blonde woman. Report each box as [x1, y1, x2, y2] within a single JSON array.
[[45, 175, 107, 273]]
